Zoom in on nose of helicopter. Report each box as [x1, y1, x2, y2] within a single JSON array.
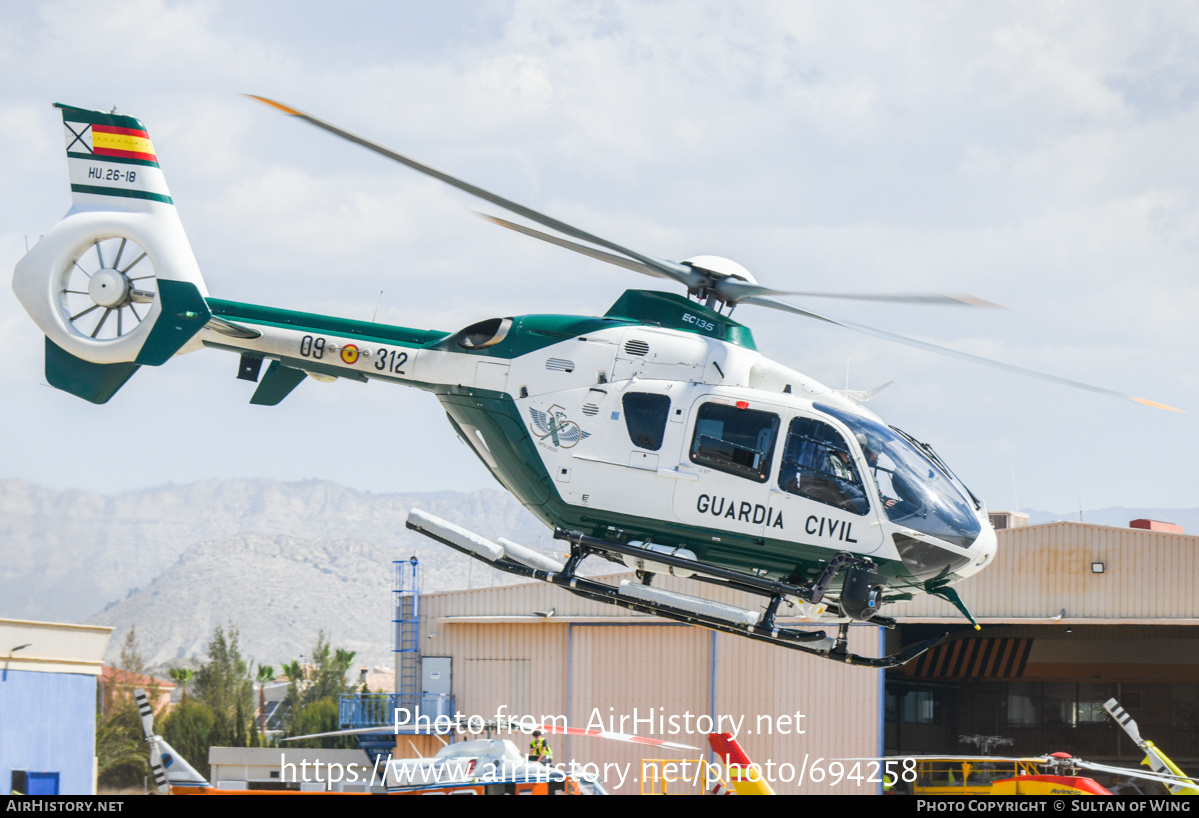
[[956, 518, 998, 581]]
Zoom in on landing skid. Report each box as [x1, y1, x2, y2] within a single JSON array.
[[405, 510, 946, 669]]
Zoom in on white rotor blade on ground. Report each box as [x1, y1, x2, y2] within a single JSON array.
[[283, 725, 411, 741], [134, 689, 170, 795], [284, 716, 697, 751], [532, 721, 698, 752], [742, 295, 1182, 412]]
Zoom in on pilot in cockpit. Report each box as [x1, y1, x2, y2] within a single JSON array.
[[858, 433, 920, 519]]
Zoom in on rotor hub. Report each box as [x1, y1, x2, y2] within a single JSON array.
[[87, 267, 130, 308], [682, 255, 757, 285]]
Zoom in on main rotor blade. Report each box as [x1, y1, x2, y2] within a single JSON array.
[[249, 95, 701, 289], [1069, 758, 1197, 789], [717, 282, 1002, 308], [474, 212, 674, 281], [742, 295, 1182, 412], [714, 278, 1002, 306]]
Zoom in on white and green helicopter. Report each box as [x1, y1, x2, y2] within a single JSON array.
[[13, 100, 1178, 668]]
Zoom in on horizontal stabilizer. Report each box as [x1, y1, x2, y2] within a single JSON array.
[[250, 360, 306, 405]]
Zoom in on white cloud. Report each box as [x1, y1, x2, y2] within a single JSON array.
[[2, 0, 1196, 512]]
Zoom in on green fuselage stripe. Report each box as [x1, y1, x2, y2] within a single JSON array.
[[54, 103, 148, 132], [205, 299, 449, 348], [70, 184, 173, 205]]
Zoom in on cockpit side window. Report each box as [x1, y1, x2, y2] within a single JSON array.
[[814, 402, 982, 549], [622, 392, 671, 451], [778, 417, 870, 516], [689, 402, 779, 483]]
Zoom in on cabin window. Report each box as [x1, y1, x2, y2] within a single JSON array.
[[778, 417, 870, 515], [622, 393, 671, 451], [689, 402, 779, 483]]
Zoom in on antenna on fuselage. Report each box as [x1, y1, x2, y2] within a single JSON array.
[[371, 290, 384, 322]]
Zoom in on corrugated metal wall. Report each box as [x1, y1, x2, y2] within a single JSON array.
[[421, 579, 883, 795], [404, 521, 1195, 793], [0, 619, 110, 675], [894, 522, 1199, 621]]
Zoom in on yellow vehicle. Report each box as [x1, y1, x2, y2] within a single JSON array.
[[908, 757, 1042, 796]]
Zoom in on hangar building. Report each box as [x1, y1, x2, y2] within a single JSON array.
[[0, 619, 111, 795], [401, 516, 1197, 795]]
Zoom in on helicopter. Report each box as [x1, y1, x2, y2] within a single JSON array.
[[135, 688, 693, 795], [12, 100, 1179, 669]]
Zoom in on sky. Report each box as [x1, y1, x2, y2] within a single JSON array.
[[1, 1, 1196, 515]]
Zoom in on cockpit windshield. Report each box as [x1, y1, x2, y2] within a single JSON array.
[[814, 404, 982, 549]]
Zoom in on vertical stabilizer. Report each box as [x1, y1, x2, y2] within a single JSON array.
[[134, 689, 211, 793], [13, 104, 211, 402], [57, 104, 175, 213], [1105, 698, 1199, 796], [708, 732, 775, 795]]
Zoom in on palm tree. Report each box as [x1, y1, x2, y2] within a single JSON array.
[[168, 667, 194, 699], [256, 664, 275, 735]]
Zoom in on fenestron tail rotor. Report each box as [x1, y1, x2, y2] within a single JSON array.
[[60, 236, 157, 342], [249, 95, 1180, 412]]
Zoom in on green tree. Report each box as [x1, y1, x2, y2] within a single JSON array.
[[277, 659, 305, 735], [158, 697, 216, 780], [287, 699, 357, 749], [168, 667, 194, 699], [306, 632, 356, 703], [193, 624, 254, 750], [280, 632, 357, 745], [255, 664, 275, 740], [96, 626, 151, 790], [95, 697, 148, 790], [118, 627, 144, 675]]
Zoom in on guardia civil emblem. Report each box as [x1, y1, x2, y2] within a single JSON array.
[[529, 405, 591, 449]]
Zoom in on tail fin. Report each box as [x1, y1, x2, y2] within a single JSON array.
[[1105, 698, 1199, 796], [57, 104, 175, 213], [134, 688, 211, 794], [707, 732, 775, 796], [12, 104, 211, 403]]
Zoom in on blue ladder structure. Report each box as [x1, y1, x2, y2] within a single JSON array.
[[340, 557, 423, 767], [394, 556, 421, 716]]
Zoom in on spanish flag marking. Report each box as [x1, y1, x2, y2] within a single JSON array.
[[91, 124, 157, 163], [341, 344, 360, 365]]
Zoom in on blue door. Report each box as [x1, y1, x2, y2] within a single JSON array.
[[27, 772, 60, 796]]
